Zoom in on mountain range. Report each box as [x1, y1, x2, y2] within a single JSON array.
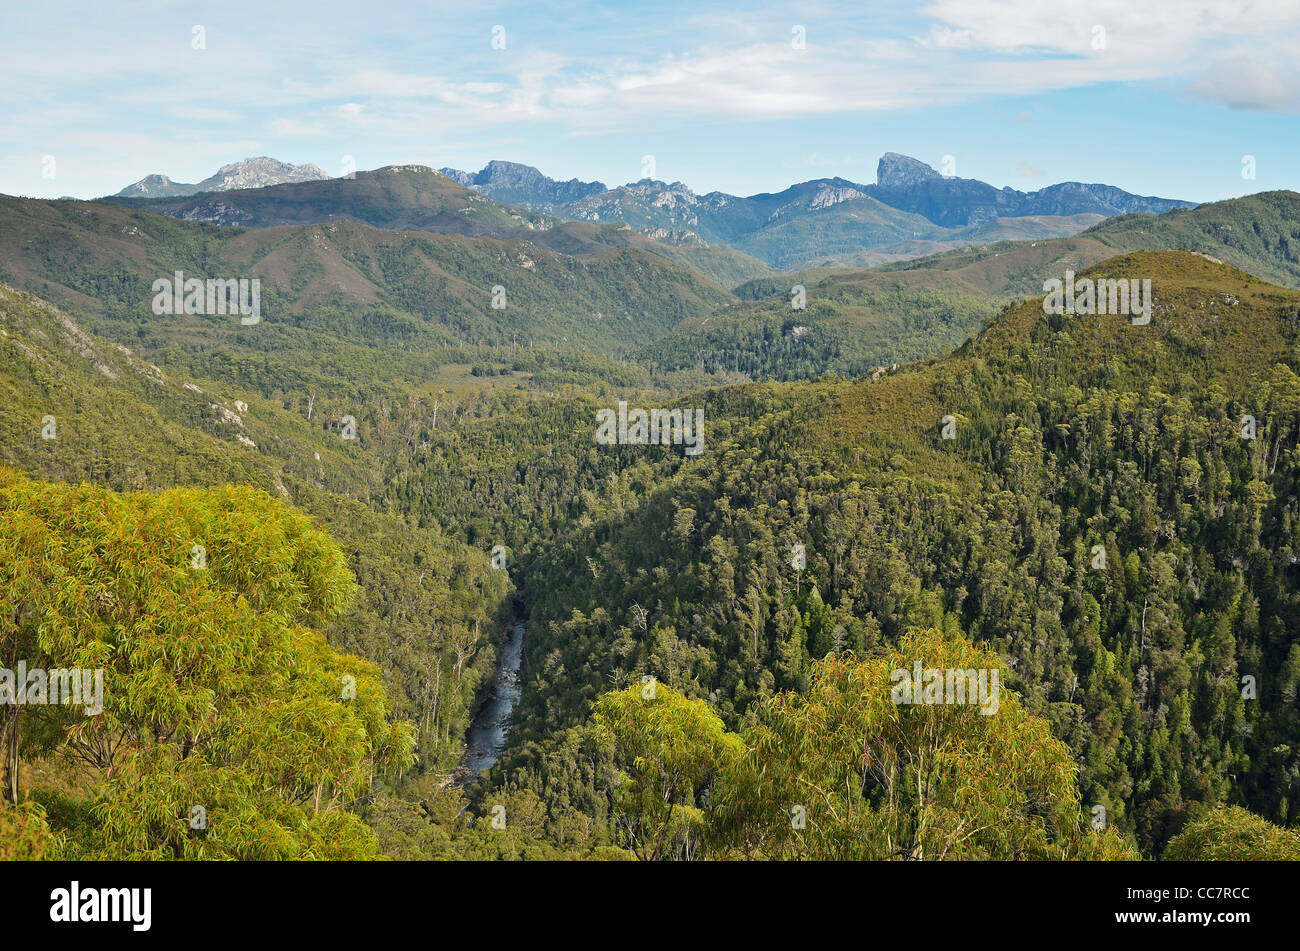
[[438, 153, 1193, 230], [14, 170, 1299, 398], [109, 154, 1194, 271], [114, 156, 330, 198], [436, 152, 1195, 266]]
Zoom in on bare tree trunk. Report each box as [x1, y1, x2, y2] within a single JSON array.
[[2, 706, 19, 804], [1, 631, 19, 804], [1140, 596, 1149, 654]]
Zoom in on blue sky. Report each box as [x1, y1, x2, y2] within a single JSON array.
[[2, 0, 1298, 201]]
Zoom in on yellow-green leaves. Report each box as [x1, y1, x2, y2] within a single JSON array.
[[0, 468, 414, 859], [711, 626, 1136, 860], [1164, 806, 1300, 860], [593, 681, 742, 860], [0, 799, 58, 860]]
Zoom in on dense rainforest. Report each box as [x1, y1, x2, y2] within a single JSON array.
[[2, 184, 1299, 861], [387, 251, 1300, 857]]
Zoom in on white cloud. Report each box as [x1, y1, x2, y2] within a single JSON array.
[[1187, 57, 1300, 112]]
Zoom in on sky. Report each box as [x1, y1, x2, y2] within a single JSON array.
[[2, 0, 1298, 202]]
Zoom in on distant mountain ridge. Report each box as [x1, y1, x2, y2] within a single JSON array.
[[436, 153, 1195, 267], [438, 159, 607, 211], [114, 157, 329, 198], [439, 153, 1195, 228], [868, 152, 1193, 227], [108, 165, 775, 287], [108, 153, 1197, 272]]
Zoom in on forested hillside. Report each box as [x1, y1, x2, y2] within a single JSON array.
[[0, 193, 737, 381], [639, 281, 999, 380], [392, 251, 1300, 856], [0, 280, 511, 785], [645, 192, 1300, 384], [864, 191, 1300, 300], [1085, 191, 1300, 289]]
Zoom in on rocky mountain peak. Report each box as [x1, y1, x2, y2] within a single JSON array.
[[123, 174, 180, 196], [113, 157, 329, 198], [203, 157, 328, 191], [877, 153, 942, 189]]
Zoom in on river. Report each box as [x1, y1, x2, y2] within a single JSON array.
[[459, 621, 525, 782]]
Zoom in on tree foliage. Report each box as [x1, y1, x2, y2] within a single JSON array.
[[592, 681, 743, 860], [711, 626, 1137, 860], [0, 469, 414, 858], [1163, 806, 1300, 860]]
